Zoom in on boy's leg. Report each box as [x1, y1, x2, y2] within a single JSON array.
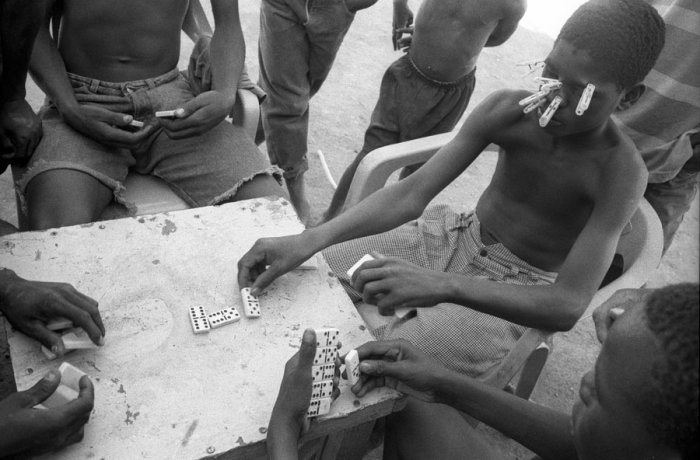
[[142, 120, 285, 207], [258, 0, 314, 221], [384, 399, 500, 460], [16, 110, 131, 230]]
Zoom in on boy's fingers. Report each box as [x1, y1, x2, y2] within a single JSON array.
[[63, 376, 95, 419], [20, 370, 61, 407], [298, 329, 317, 367], [26, 323, 65, 356]]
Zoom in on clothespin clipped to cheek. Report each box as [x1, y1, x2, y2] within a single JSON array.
[[576, 84, 595, 116], [539, 95, 563, 127]]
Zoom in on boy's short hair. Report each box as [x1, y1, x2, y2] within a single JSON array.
[[643, 283, 699, 460], [557, 0, 665, 89]]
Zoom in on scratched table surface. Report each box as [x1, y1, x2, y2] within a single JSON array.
[[0, 197, 399, 459]]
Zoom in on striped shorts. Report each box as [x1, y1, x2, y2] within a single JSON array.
[[323, 205, 557, 377]]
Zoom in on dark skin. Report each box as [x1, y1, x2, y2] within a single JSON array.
[[393, 0, 526, 81], [239, 39, 647, 332], [0, 0, 47, 166]]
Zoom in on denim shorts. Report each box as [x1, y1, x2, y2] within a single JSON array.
[[17, 58, 280, 212]]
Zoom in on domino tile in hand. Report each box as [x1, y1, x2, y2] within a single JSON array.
[[307, 397, 332, 418], [313, 346, 338, 365], [61, 328, 98, 350], [207, 307, 241, 329], [38, 362, 86, 409], [344, 349, 361, 385], [315, 328, 340, 348], [240, 287, 261, 318], [188, 306, 210, 334], [311, 380, 334, 400], [312, 363, 335, 383], [347, 254, 375, 278]]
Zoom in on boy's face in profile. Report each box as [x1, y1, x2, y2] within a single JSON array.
[[538, 39, 628, 137], [571, 304, 666, 460]]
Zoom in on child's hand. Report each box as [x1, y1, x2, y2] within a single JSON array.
[[392, 1, 414, 50]]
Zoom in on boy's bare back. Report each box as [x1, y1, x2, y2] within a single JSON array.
[[57, 0, 190, 82], [408, 0, 525, 81]]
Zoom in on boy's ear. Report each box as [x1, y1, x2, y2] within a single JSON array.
[[616, 83, 646, 111]]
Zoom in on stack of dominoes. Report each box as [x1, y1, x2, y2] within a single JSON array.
[[41, 319, 99, 360], [308, 328, 340, 418], [187, 288, 260, 334]]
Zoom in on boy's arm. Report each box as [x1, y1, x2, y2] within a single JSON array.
[[484, 0, 526, 47], [183, 0, 213, 42], [354, 340, 579, 460], [160, 0, 243, 139], [238, 93, 502, 293]]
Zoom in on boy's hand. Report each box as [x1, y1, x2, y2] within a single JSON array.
[[158, 91, 234, 139], [0, 371, 94, 457], [0, 271, 105, 355], [62, 104, 155, 149], [392, 1, 413, 50], [350, 339, 441, 402], [237, 235, 314, 297], [349, 253, 447, 315], [592, 288, 651, 343], [0, 99, 42, 164]]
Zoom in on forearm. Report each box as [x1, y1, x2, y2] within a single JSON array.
[[0, 0, 47, 101], [266, 416, 300, 460], [28, 20, 79, 115], [305, 179, 425, 253], [445, 275, 583, 331], [0, 267, 20, 311], [209, 0, 244, 106], [434, 370, 578, 460]]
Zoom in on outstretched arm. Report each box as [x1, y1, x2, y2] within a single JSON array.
[[353, 340, 579, 460]]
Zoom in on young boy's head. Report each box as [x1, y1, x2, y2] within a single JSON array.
[[538, 0, 665, 135], [572, 283, 699, 460]]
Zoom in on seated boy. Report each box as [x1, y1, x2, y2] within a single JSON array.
[[345, 283, 698, 459], [325, 0, 526, 219], [239, 0, 665, 378], [18, 0, 284, 230]]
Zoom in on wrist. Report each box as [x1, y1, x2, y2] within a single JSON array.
[[0, 268, 20, 304]]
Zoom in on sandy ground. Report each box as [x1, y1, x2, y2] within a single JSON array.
[[0, 1, 698, 458]]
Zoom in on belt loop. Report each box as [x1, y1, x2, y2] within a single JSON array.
[[89, 80, 100, 92], [146, 78, 156, 90]]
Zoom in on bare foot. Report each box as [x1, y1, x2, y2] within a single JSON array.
[[286, 174, 312, 224]]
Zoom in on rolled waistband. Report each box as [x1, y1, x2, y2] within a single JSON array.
[[67, 68, 181, 93], [405, 54, 476, 88]]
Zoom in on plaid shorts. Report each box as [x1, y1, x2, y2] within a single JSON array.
[[323, 205, 557, 377]]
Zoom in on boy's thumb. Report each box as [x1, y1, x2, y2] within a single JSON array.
[[298, 329, 317, 367], [21, 370, 60, 407]]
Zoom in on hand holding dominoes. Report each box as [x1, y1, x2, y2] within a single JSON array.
[[41, 326, 104, 361], [0, 364, 94, 457], [349, 339, 441, 402], [347, 253, 424, 318], [0, 273, 105, 358]]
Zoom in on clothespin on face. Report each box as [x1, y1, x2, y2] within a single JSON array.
[[522, 97, 546, 114], [517, 59, 546, 77], [575, 83, 596, 116], [519, 77, 562, 114], [534, 77, 563, 91], [539, 95, 563, 127]]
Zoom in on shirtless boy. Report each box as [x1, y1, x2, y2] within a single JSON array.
[[325, 0, 526, 219], [240, 0, 665, 378], [20, 0, 283, 230]]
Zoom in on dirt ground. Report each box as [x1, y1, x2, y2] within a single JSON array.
[[0, 1, 698, 458]]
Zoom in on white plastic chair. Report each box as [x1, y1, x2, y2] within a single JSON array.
[[347, 132, 663, 399]]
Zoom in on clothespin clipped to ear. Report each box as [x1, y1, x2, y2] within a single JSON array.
[[576, 83, 595, 116]]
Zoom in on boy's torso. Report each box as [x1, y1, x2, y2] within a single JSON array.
[[57, 0, 190, 82], [474, 91, 641, 272], [410, 0, 519, 82]]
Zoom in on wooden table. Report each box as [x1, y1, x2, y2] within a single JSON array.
[[0, 197, 403, 459]]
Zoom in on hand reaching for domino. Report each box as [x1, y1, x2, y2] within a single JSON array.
[[347, 253, 414, 319]]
